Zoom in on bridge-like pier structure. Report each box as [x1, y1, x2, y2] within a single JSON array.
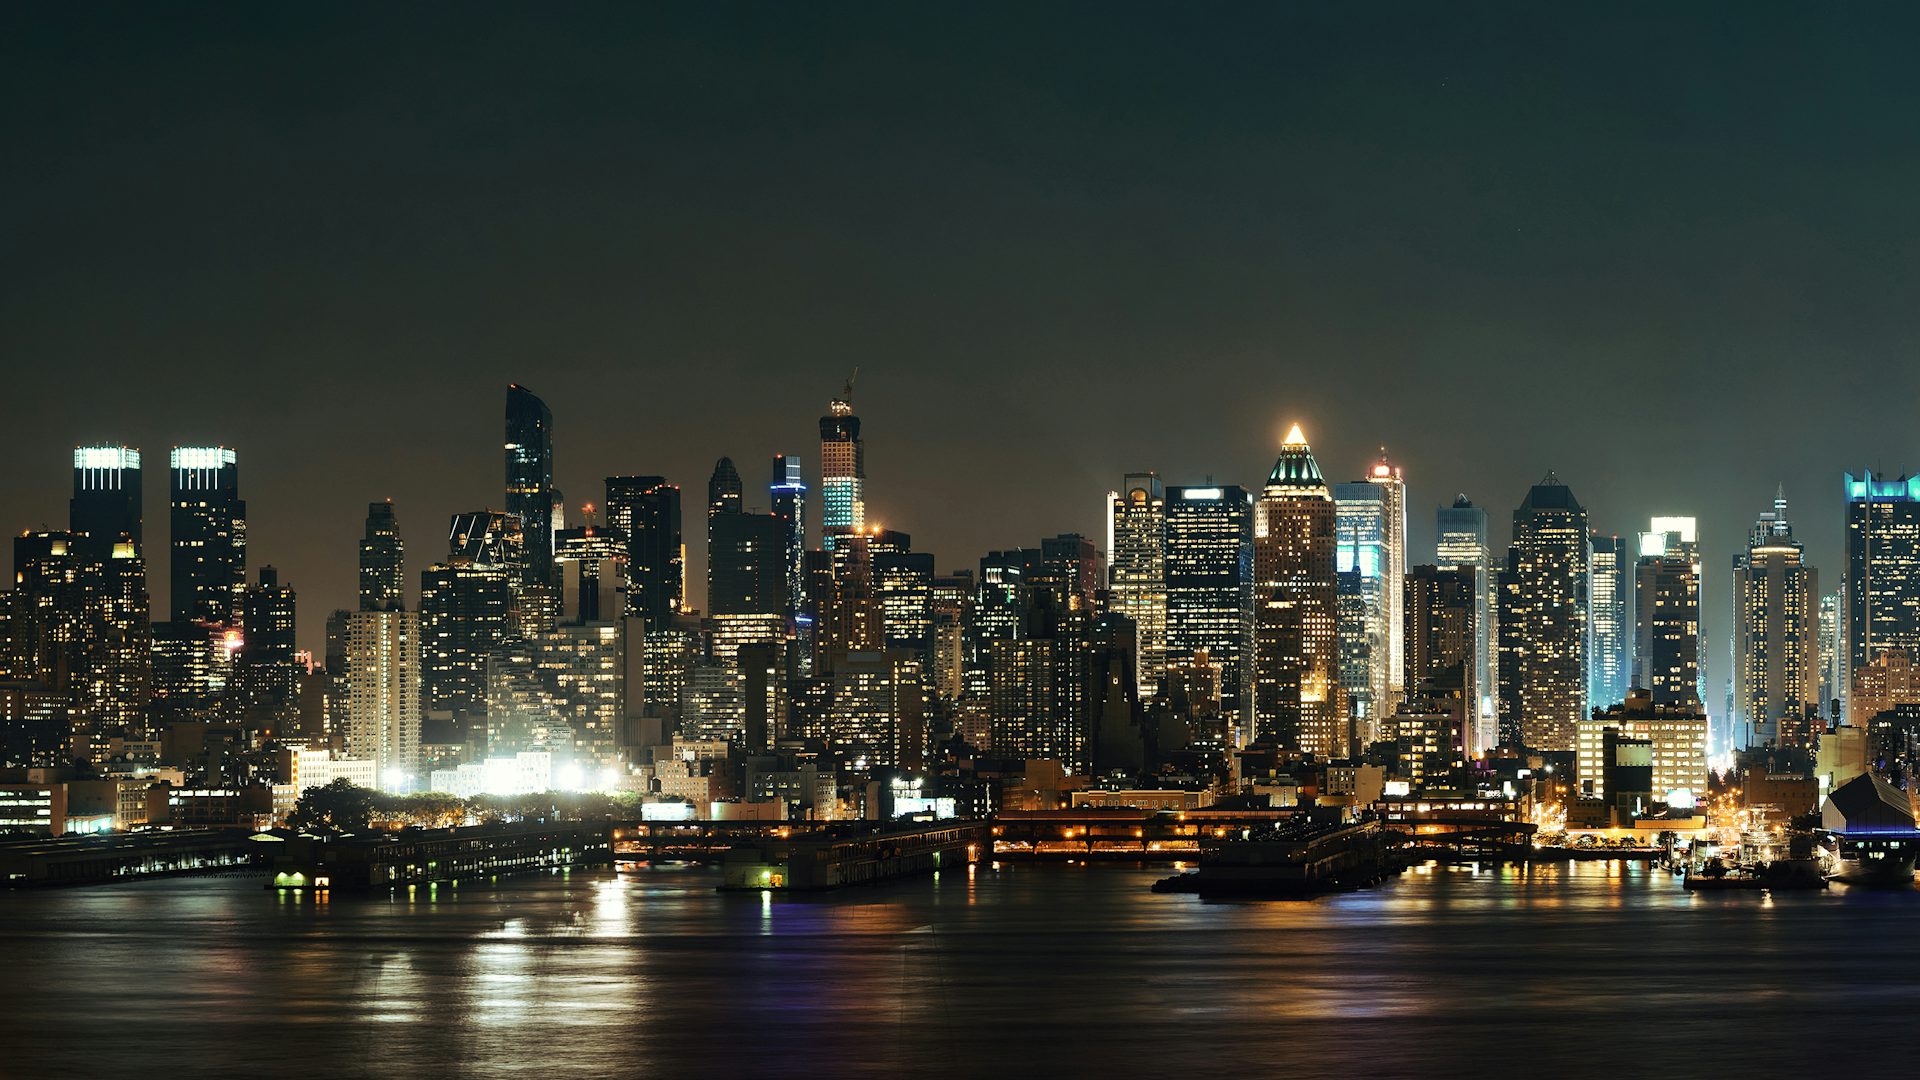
[[1375, 799, 1537, 861]]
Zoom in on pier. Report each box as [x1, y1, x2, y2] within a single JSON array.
[[719, 820, 986, 891], [269, 821, 614, 891]]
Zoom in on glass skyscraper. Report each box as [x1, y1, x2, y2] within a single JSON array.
[[71, 445, 142, 556], [1734, 491, 1818, 749], [1497, 473, 1589, 751], [1587, 530, 1630, 712], [1166, 484, 1255, 743], [1332, 480, 1388, 742], [1436, 495, 1495, 752], [605, 475, 683, 630], [1107, 472, 1167, 697], [771, 455, 808, 623], [1844, 472, 1920, 682], [1634, 518, 1700, 709], [820, 380, 864, 549], [504, 384, 556, 593], [168, 446, 245, 625]]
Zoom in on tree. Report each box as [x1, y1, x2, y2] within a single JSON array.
[[288, 779, 381, 833]]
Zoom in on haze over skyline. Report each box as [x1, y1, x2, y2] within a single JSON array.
[[8, 4, 1920, 703]]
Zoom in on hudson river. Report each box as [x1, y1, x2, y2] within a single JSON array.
[[2, 861, 1915, 1078]]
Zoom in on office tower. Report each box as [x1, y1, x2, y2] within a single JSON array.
[[420, 559, 511, 725], [1575, 690, 1709, 804], [1252, 425, 1338, 753], [830, 650, 925, 772], [1167, 485, 1256, 744], [150, 619, 228, 724], [1587, 531, 1630, 712], [605, 476, 683, 629], [1366, 450, 1407, 705], [1332, 480, 1389, 741], [1818, 589, 1843, 715], [14, 529, 149, 742], [1845, 472, 1920, 680], [708, 511, 787, 660], [504, 385, 556, 594], [930, 571, 972, 703], [169, 446, 245, 624], [343, 606, 421, 791], [1404, 565, 1476, 713], [555, 521, 627, 625], [485, 622, 623, 769], [1108, 473, 1168, 697], [874, 549, 935, 657], [820, 377, 865, 549], [771, 455, 808, 621], [1848, 648, 1920, 727], [1734, 491, 1819, 749], [736, 641, 788, 753], [1497, 473, 1589, 751], [680, 659, 747, 742], [232, 566, 299, 727], [1634, 518, 1701, 708], [71, 446, 142, 556], [449, 510, 520, 571], [989, 637, 1069, 766], [1436, 495, 1495, 752], [359, 501, 406, 612], [707, 456, 742, 520], [965, 551, 1026, 700]]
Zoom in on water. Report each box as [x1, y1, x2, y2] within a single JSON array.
[[1, 861, 1914, 1078]]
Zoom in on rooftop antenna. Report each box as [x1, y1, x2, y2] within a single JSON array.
[[843, 366, 859, 403]]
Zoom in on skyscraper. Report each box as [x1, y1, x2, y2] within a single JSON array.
[[1366, 450, 1408, 706], [1587, 531, 1630, 713], [1844, 472, 1920, 680], [1166, 485, 1255, 743], [344, 607, 421, 791], [708, 510, 787, 661], [504, 385, 556, 593], [1107, 473, 1167, 697], [1819, 588, 1844, 716], [1404, 564, 1477, 713], [233, 566, 298, 726], [707, 456, 742, 519], [1332, 479, 1388, 741], [419, 556, 511, 726], [70, 446, 142, 556], [605, 476, 683, 629], [1253, 426, 1338, 754], [820, 377, 865, 550], [1634, 517, 1701, 709], [1436, 495, 1495, 752], [169, 446, 245, 625], [1497, 474, 1589, 751], [1734, 491, 1819, 749], [359, 501, 406, 612], [771, 455, 809, 622]]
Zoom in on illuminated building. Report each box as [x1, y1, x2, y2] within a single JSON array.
[[1332, 479, 1388, 743], [1734, 491, 1819, 748], [964, 551, 1025, 700], [232, 566, 299, 729], [504, 384, 556, 594], [419, 558, 512, 726], [1436, 495, 1496, 752], [874, 548, 935, 658], [150, 619, 230, 723], [1587, 531, 1630, 712], [1107, 472, 1167, 696], [930, 571, 972, 703], [682, 659, 746, 742], [830, 649, 925, 772], [1391, 704, 1465, 789], [820, 377, 865, 550], [1845, 472, 1920, 681], [1365, 450, 1407, 706], [14, 529, 150, 743], [358, 501, 405, 612], [771, 455, 808, 622], [485, 622, 622, 769], [555, 522, 627, 624], [1252, 425, 1337, 754], [1029, 533, 1102, 613], [168, 446, 245, 624], [448, 510, 519, 571], [1404, 565, 1476, 714], [1634, 517, 1700, 709], [1847, 647, 1920, 728], [1497, 473, 1589, 751], [342, 608, 421, 791], [604, 475, 683, 629], [989, 637, 1066, 766], [1166, 484, 1255, 743], [1575, 690, 1708, 803], [1819, 589, 1843, 716], [70, 445, 142, 556], [707, 456, 742, 519], [708, 509, 786, 662]]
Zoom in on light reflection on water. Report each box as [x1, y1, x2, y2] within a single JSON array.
[[0, 861, 1915, 1078]]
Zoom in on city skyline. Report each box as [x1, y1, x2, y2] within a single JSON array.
[[9, 7, 1920, 696]]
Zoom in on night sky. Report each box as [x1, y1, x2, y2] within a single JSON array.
[[6, 6, 1920, 703]]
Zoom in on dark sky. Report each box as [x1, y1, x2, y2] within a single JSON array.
[[6, 5, 1920, 703]]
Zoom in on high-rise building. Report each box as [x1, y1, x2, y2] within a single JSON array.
[[1845, 472, 1920, 682], [1332, 480, 1389, 741], [605, 476, 683, 629], [168, 446, 245, 625], [485, 622, 623, 770], [232, 566, 298, 728], [1734, 491, 1819, 749], [874, 549, 935, 658], [448, 510, 520, 571], [1818, 589, 1844, 717], [830, 650, 924, 772], [343, 607, 421, 791], [1497, 474, 1589, 751], [1588, 531, 1631, 712], [1166, 485, 1255, 744], [71, 446, 143, 556], [505, 385, 556, 594], [359, 501, 406, 612], [820, 378, 865, 550], [1634, 518, 1701, 709], [1366, 450, 1408, 705], [1404, 565, 1477, 714], [1252, 425, 1338, 754], [708, 510, 787, 661], [14, 529, 150, 743], [419, 557, 511, 726], [707, 456, 743, 520], [964, 551, 1026, 701], [1107, 473, 1167, 697], [771, 455, 809, 622], [555, 522, 627, 625], [1436, 495, 1495, 752], [930, 571, 972, 704]]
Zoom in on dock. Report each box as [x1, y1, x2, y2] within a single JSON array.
[[269, 821, 613, 892], [719, 820, 986, 891]]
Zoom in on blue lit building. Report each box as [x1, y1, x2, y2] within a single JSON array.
[[1845, 472, 1920, 687]]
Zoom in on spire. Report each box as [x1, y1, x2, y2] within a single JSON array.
[[1266, 425, 1326, 494], [1282, 423, 1307, 448]]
